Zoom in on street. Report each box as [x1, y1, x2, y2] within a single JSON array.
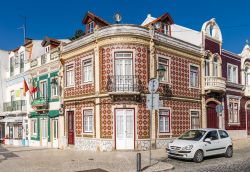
[[0, 141, 250, 172], [165, 145, 250, 172]]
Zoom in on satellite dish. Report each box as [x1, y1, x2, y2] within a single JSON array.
[[114, 13, 122, 24]]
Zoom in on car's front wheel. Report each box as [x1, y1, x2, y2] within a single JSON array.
[[193, 150, 204, 163], [225, 146, 233, 158]]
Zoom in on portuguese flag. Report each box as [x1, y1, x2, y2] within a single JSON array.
[[23, 79, 30, 96]]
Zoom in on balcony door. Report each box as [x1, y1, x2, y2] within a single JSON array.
[[40, 118, 48, 147], [115, 52, 133, 91], [115, 109, 134, 150]]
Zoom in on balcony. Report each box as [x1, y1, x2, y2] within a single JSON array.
[[205, 76, 226, 93], [31, 97, 49, 112], [107, 75, 142, 95], [3, 100, 26, 112]]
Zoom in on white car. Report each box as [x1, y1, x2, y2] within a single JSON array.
[[166, 128, 233, 163]]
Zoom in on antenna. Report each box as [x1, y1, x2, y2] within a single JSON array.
[[18, 15, 27, 44]]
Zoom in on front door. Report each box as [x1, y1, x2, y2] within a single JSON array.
[[207, 102, 219, 128], [247, 110, 250, 135], [68, 111, 74, 145], [40, 118, 48, 147], [115, 52, 133, 91], [116, 109, 134, 150], [52, 119, 59, 148]]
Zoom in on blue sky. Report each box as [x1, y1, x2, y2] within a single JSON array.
[[0, 0, 250, 53]]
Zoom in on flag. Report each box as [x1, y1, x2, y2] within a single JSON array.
[[23, 79, 29, 96], [30, 79, 38, 94]]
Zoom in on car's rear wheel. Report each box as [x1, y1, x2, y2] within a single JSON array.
[[225, 146, 233, 158], [193, 150, 204, 163]]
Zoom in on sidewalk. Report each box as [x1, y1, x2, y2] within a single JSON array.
[[0, 145, 173, 172], [233, 137, 250, 149]]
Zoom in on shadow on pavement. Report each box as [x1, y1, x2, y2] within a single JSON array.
[[75, 169, 109, 172], [0, 143, 19, 163], [164, 154, 226, 163]]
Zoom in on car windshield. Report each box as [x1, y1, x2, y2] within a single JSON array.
[[178, 130, 206, 141]]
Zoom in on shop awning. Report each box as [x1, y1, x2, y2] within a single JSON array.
[[48, 110, 59, 118]]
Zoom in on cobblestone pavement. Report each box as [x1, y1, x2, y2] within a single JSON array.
[[1, 138, 250, 172], [0, 144, 172, 172], [164, 139, 250, 172]]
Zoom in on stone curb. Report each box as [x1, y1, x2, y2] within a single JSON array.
[[143, 161, 174, 172]]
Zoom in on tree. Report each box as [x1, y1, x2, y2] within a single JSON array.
[[70, 29, 85, 40]]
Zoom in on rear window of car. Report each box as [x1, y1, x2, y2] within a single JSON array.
[[219, 130, 229, 139]]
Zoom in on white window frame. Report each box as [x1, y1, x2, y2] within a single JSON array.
[[31, 119, 37, 137], [158, 56, 171, 84], [40, 80, 48, 98], [51, 77, 59, 98], [189, 64, 199, 88], [65, 63, 75, 87], [163, 23, 169, 35], [88, 21, 94, 33], [227, 63, 238, 84], [45, 46, 50, 53], [227, 96, 241, 125], [159, 108, 171, 133], [190, 110, 200, 129], [82, 109, 94, 133], [82, 58, 93, 84]]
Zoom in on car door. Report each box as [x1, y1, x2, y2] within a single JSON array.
[[203, 130, 220, 156], [218, 130, 231, 154]]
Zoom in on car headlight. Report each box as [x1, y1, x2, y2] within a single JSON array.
[[182, 145, 193, 150], [166, 140, 174, 148]]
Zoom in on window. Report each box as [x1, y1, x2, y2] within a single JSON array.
[[20, 52, 24, 73], [219, 130, 229, 139], [41, 54, 47, 65], [31, 119, 37, 136], [191, 111, 200, 129], [190, 65, 199, 88], [10, 57, 14, 76], [51, 77, 59, 97], [228, 97, 240, 124], [82, 59, 93, 83], [40, 80, 48, 98], [45, 46, 50, 53], [227, 64, 238, 83], [88, 21, 94, 33], [66, 64, 74, 87], [83, 110, 93, 133], [159, 109, 170, 133], [158, 57, 170, 83], [205, 57, 210, 76], [204, 130, 219, 140], [163, 23, 169, 35], [213, 57, 218, 76]]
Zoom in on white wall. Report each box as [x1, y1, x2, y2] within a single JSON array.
[[0, 50, 9, 112]]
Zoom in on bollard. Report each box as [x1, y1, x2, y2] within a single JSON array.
[[136, 153, 141, 172]]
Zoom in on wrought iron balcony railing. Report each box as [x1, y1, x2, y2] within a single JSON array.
[[31, 97, 49, 112], [3, 100, 26, 112], [107, 75, 142, 93]]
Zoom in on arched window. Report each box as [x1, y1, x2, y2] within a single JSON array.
[[245, 66, 249, 85], [213, 57, 219, 77], [205, 56, 210, 76]]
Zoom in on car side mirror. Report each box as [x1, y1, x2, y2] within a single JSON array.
[[204, 138, 212, 143]]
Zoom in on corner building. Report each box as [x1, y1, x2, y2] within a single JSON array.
[[61, 12, 202, 151]]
